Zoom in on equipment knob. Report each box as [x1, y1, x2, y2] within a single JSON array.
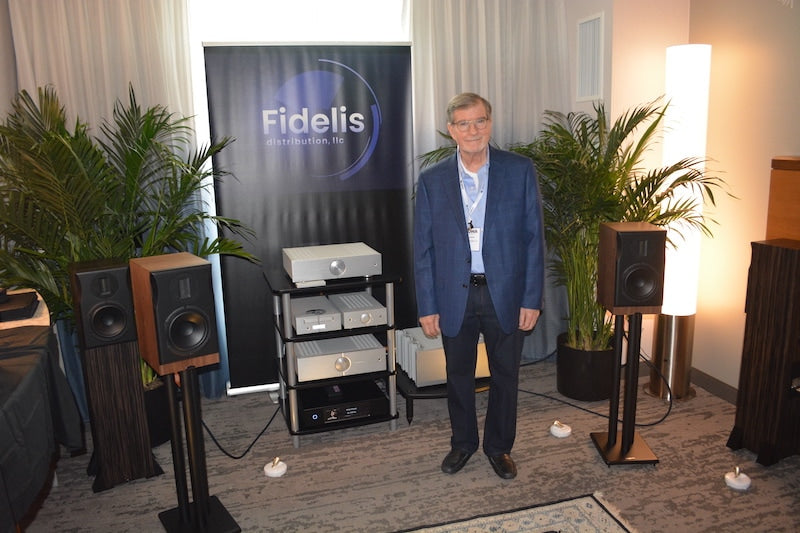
[[360, 312, 372, 325], [335, 355, 351, 372], [330, 259, 346, 276]]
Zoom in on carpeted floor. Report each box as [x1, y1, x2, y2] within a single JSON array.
[[22, 359, 800, 532]]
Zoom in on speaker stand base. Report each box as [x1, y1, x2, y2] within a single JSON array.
[[590, 431, 659, 466], [158, 495, 240, 533]]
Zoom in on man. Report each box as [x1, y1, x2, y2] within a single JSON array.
[[413, 92, 545, 479]]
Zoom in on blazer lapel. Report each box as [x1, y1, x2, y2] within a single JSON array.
[[442, 156, 468, 230], [484, 153, 504, 236]]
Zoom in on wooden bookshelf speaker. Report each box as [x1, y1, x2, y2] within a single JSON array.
[[129, 253, 219, 376], [598, 221, 666, 315]]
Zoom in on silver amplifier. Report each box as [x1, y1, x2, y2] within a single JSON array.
[[282, 242, 381, 284], [294, 334, 386, 382], [328, 291, 387, 329], [395, 327, 490, 387], [291, 295, 342, 335]]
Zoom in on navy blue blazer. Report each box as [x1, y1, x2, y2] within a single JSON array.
[[413, 146, 546, 337]]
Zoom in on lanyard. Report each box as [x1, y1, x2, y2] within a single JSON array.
[[459, 170, 485, 230]]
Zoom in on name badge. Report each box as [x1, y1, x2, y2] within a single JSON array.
[[468, 227, 481, 252]]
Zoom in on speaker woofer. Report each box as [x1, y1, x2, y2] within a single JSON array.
[[90, 304, 128, 339], [622, 264, 660, 302], [167, 309, 209, 353]]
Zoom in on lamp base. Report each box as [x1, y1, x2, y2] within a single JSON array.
[[649, 314, 696, 402], [644, 382, 696, 401]]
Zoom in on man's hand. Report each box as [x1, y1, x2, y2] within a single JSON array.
[[419, 314, 441, 338], [518, 308, 541, 331]]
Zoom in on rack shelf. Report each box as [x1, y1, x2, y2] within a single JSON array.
[[265, 268, 400, 447]]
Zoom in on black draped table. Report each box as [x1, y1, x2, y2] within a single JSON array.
[[0, 324, 83, 531]]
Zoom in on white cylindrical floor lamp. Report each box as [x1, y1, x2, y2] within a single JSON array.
[[648, 44, 711, 402]]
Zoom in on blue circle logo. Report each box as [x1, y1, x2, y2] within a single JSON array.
[[263, 59, 381, 182]]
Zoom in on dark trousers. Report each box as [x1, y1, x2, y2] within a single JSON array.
[[441, 284, 524, 456]]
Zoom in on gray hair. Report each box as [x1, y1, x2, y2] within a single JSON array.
[[446, 92, 492, 123]]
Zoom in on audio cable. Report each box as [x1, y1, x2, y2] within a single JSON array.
[[518, 340, 674, 428], [201, 334, 676, 459], [201, 404, 281, 460]]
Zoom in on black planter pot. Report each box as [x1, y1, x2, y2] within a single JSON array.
[[556, 333, 615, 401]]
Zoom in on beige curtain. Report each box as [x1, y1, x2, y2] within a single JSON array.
[[411, 0, 570, 157], [8, 0, 194, 130]]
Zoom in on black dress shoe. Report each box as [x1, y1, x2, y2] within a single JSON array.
[[441, 449, 472, 474], [487, 453, 517, 479]]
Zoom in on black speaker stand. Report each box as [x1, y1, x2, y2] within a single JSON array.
[[159, 368, 240, 533], [591, 313, 659, 466]]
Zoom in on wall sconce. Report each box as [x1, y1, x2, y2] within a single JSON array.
[[648, 44, 712, 402]]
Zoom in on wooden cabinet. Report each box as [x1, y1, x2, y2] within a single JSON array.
[[727, 239, 800, 465], [766, 156, 800, 241]]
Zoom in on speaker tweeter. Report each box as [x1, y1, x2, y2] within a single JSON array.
[[129, 253, 219, 375], [598, 222, 666, 315]]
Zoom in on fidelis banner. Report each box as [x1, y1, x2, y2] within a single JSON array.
[[205, 45, 414, 390]]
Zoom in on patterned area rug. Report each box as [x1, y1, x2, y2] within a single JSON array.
[[401, 492, 634, 533]]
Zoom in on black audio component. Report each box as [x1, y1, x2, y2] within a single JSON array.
[[299, 380, 389, 429]]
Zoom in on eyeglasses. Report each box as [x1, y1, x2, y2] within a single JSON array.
[[450, 117, 490, 132]]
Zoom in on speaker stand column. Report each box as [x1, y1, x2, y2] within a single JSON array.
[[158, 368, 240, 533], [604, 315, 626, 448], [591, 313, 659, 466]]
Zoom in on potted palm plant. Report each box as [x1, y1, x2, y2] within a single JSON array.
[[0, 85, 256, 428], [511, 99, 727, 400]]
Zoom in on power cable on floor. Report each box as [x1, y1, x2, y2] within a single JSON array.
[[202, 332, 677, 459], [519, 342, 674, 427], [202, 405, 281, 460]]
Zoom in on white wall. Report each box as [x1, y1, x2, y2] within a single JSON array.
[[690, 0, 800, 387]]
